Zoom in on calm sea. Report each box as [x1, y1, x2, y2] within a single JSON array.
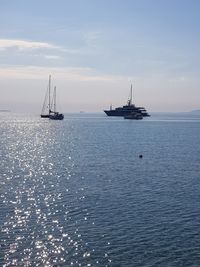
[[1, 112, 200, 267]]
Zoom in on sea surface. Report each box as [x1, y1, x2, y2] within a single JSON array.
[[0, 112, 200, 267]]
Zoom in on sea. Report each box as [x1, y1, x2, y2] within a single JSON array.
[[0, 112, 200, 267]]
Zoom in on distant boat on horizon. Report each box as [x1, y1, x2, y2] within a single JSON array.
[[104, 85, 150, 118], [41, 75, 64, 120]]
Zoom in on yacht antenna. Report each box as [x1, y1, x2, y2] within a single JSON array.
[[130, 84, 133, 105], [128, 84, 133, 106]]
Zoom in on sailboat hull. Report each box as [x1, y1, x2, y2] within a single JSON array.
[[41, 114, 50, 118], [49, 113, 64, 120]]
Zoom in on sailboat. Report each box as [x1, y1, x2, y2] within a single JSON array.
[[40, 75, 64, 120], [49, 86, 64, 120], [41, 75, 51, 118]]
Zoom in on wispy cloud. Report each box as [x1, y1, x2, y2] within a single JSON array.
[[0, 39, 58, 50], [0, 65, 127, 82], [0, 38, 84, 56], [83, 31, 102, 49], [43, 55, 61, 60]]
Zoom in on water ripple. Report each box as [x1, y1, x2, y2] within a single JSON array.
[[1, 113, 200, 266]]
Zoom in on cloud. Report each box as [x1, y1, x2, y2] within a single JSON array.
[[43, 55, 61, 60], [0, 65, 127, 82], [0, 39, 58, 50], [0, 38, 83, 56], [83, 31, 102, 49]]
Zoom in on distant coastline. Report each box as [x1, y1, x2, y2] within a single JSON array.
[[0, 110, 10, 112], [191, 109, 200, 114]]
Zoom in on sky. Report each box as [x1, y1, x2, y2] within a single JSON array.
[[0, 0, 200, 113]]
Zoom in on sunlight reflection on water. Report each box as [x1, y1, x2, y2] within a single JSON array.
[[0, 115, 111, 266], [1, 113, 200, 266]]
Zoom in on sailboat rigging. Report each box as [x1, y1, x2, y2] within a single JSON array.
[[49, 86, 64, 120], [40, 75, 64, 120], [41, 75, 51, 118]]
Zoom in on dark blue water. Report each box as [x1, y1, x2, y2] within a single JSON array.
[[1, 112, 200, 266]]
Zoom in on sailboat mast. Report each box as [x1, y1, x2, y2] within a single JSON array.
[[49, 75, 51, 114], [54, 86, 56, 113]]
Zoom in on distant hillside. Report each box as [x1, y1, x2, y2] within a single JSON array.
[[191, 110, 200, 113]]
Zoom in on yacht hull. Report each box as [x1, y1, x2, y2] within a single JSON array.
[[104, 109, 150, 117]]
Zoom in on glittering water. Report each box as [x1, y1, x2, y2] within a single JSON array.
[[1, 112, 200, 267]]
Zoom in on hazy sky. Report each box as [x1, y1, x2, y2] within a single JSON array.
[[0, 0, 200, 113]]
